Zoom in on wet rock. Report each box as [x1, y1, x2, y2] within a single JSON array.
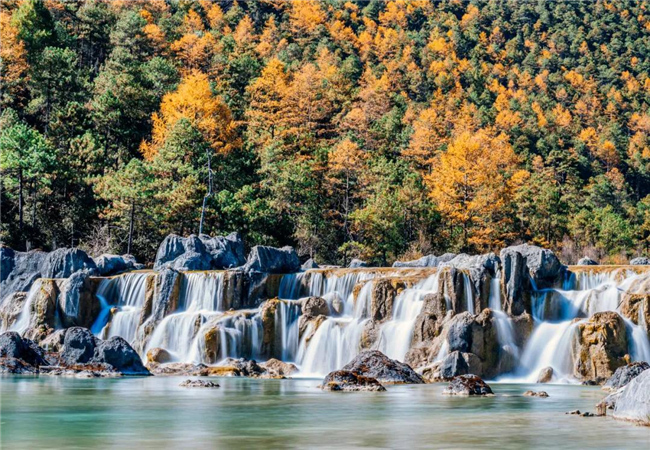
[[619, 293, 650, 333], [442, 374, 493, 396], [566, 410, 581, 415], [603, 361, 650, 391], [94, 254, 143, 276], [40, 329, 66, 352], [439, 351, 469, 379], [0, 292, 27, 329], [320, 370, 386, 392], [613, 369, 650, 424], [0, 357, 40, 374], [523, 390, 549, 397], [598, 390, 622, 410], [0, 248, 47, 301], [260, 298, 281, 357], [630, 257, 650, 265], [150, 268, 182, 322], [0, 331, 47, 366], [370, 279, 408, 322], [341, 350, 424, 384], [348, 258, 368, 268], [179, 379, 220, 388], [244, 245, 300, 274], [537, 366, 554, 383], [260, 358, 298, 377], [302, 258, 319, 269], [25, 279, 59, 332], [222, 357, 265, 377], [301, 296, 329, 317], [573, 312, 628, 381], [393, 253, 456, 268], [58, 271, 100, 328], [92, 336, 150, 375], [577, 257, 598, 266], [298, 314, 327, 343], [61, 327, 96, 365], [147, 362, 208, 376], [146, 347, 173, 364], [442, 253, 500, 311], [329, 293, 345, 316]]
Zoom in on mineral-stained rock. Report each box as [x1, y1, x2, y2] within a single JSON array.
[[619, 292, 650, 333], [348, 258, 368, 268], [298, 314, 327, 342], [221, 357, 265, 377], [630, 257, 650, 265], [341, 350, 424, 384], [613, 369, 650, 425], [320, 370, 386, 392], [147, 362, 208, 376], [244, 245, 300, 274], [603, 361, 650, 391], [58, 271, 100, 328], [179, 379, 220, 388], [301, 296, 329, 317], [393, 253, 456, 268], [25, 279, 59, 332], [0, 292, 27, 330], [146, 347, 173, 364], [370, 279, 410, 322], [537, 366, 554, 383], [442, 374, 493, 396], [572, 312, 629, 381], [523, 390, 549, 397]]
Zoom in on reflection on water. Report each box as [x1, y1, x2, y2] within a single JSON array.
[[1, 376, 648, 449]]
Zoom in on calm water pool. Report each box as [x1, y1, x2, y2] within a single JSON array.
[[1, 376, 648, 449]]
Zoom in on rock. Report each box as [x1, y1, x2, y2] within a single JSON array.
[[572, 312, 628, 381], [147, 362, 208, 376], [0, 357, 40, 374], [0, 292, 27, 329], [599, 390, 622, 410], [442, 374, 493, 396], [393, 253, 456, 268], [146, 347, 173, 364], [244, 245, 300, 274], [523, 390, 549, 397], [199, 232, 246, 269], [577, 257, 598, 266], [581, 412, 595, 417], [0, 331, 47, 366], [301, 296, 329, 317], [0, 248, 47, 301], [150, 268, 182, 323], [91, 336, 150, 375], [154, 234, 211, 271], [370, 279, 402, 322], [329, 293, 345, 316], [537, 366, 554, 383], [22, 279, 59, 334], [566, 410, 581, 415], [58, 271, 100, 328], [94, 254, 143, 276], [260, 358, 298, 377], [603, 361, 650, 391], [320, 370, 386, 392], [221, 357, 265, 377], [61, 327, 97, 365], [341, 350, 424, 384], [302, 258, 319, 269], [613, 369, 650, 424], [40, 329, 66, 352], [348, 258, 368, 268], [439, 351, 470, 379], [630, 257, 650, 265], [42, 248, 97, 278], [179, 379, 220, 388]]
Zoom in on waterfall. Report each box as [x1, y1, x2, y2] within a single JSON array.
[[9, 280, 44, 334], [276, 300, 301, 361], [488, 277, 519, 361], [463, 272, 475, 314]]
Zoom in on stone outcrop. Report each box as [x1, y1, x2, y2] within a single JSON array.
[[392, 253, 456, 268], [603, 362, 650, 391], [260, 358, 298, 377], [537, 366, 554, 383], [94, 254, 143, 276], [577, 257, 598, 266], [301, 297, 329, 317], [613, 369, 650, 425], [341, 350, 424, 384], [320, 370, 386, 391], [442, 374, 493, 396], [0, 331, 48, 368], [0, 292, 27, 330], [348, 258, 368, 268], [154, 233, 245, 271], [57, 271, 100, 328], [630, 257, 650, 265], [244, 245, 300, 274], [302, 258, 319, 269], [147, 347, 173, 364], [572, 312, 629, 381]]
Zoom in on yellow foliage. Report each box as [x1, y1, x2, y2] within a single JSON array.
[[290, 0, 326, 35]]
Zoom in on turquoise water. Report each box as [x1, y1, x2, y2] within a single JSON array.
[[1, 376, 648, 449]]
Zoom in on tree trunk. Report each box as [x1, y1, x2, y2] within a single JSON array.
[[128, 200, 135, 255], [18, 168, 24, 248], [199, 149, 213, 235]]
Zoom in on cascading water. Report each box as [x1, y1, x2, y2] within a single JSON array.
[[8, 280, 44, 334], [488, 277, 519, 362]]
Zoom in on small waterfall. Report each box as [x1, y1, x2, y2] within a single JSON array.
[[463, 272, 474, 314], [624, 299, 650, 363], [488, 277, 519, 361], [278, 272, 307, 299], [276, 300, 301, 361], [91, 272, 151, 342], [376, 274, 439, 361], [9, 280, 44, 334]]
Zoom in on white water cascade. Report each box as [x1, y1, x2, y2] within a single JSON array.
[[488, 277, 520, 362], [8, 280, 45, 334]]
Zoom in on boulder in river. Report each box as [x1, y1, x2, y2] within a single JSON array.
[[147, 347, 173, 364], [603, 361, 650, 391], [91, 336, 150, 375], [244, 245, 300, 274], [0, 331, 48, 367], [523, 390, 549, 397], [537, 366, 554, 383], [179, 379, 220, 388], [572, 312, 628, 381], [442, 374, 493, 396], [320, 370, 386, 392], [613, 369, 650, 425], [341, 350, 424, 384], [301, 296, 329, 317]]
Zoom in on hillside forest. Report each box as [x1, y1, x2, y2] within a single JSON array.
[[3, 0, 650, 265]]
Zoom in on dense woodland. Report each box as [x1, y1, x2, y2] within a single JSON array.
[[2, 0, 650, 265]]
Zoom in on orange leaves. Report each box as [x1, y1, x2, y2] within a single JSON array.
[[328, 139, 368, 175], [289, 0, 326, 35], [142, 70, 237, 159], [0, 10, 29, 102], [171, 32, 219, 73]]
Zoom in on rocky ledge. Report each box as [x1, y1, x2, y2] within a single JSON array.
[[341, 350, 424, 384], [442, 374, 494, 396], [320, 370, 386, 392]]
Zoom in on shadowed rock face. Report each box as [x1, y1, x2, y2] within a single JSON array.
[[573, 312, 629, 381], [577, 257, 598, 266], [94, 254, 143, 276], [320, 370, 386, 391], [0, 331, 48, 366], [244, 246, 300, 274], [342, 350, 424, 384], [630, 257, 650, 265], [393, 253, 456, 268], [154, 233, 245, 271], [443, 374, 493, 396]]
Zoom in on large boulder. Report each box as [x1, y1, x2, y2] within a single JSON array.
[[301, 258, 319, 269], [244, 246, 300, 274], [91, 336, 150, 375], [94, 254, 143, 276], [320, 370, 386, 392], [630, 257, 650, 266], [577, 257, 598, 266], [393, 253, 456, 268], [154, 233, 245, 271], [443, 374, 493, 396], [60, 327, 97, 365], [0, 331, 47, 366], [613, 369, 650, 425], [439, 350, 470, 379], [42, 248, 97, 278], [0, 248, 46, 300], [572, 312, 629, 381], [58, 271, 100, 328], [348, 258, 368, 268], [301, 297, 329, 317], [341, 350, 424, 384], [198, 232, 246, 269], [604, 362, 650, 391]]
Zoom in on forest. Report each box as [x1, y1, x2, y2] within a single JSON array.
[[2, 0, 650, 265]]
